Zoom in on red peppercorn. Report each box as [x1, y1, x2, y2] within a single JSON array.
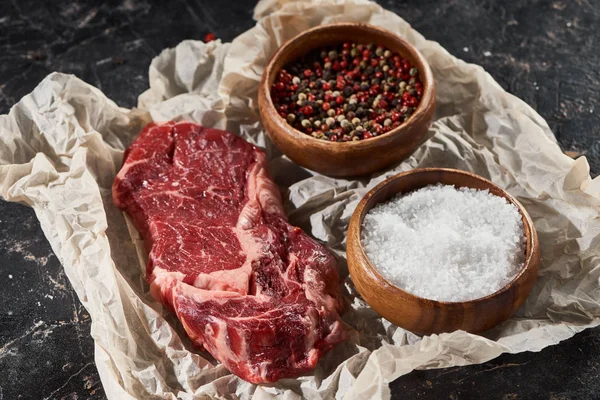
[[275, 82, 285, 91], [343, 41, 351, 49], [330, 135, 338, 142], [340, 60, 348, 69], [333, 61, 341, 71], [304, 69, 313, 77], [364, 132, 373, 139], [335, 96, 344, 104], [322, 82, 331, 90], [362, 49, 370, 58], [278, 71, 290, 83], [322, 102, 331, 111], [303, 105, 314, 116], [204, 32, 216, 42], [378, 99, 388, 109], [402, 91, 412, 100]]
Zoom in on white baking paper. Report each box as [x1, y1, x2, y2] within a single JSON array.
[[1, 0, 600, 398]]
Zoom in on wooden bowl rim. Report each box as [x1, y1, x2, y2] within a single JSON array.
[[259, 22, 436, 149], [350, 167, 539, 306]]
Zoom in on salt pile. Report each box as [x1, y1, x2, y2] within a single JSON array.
[[361, 184, 526, 302]]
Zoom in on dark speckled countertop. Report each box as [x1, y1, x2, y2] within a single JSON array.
[[1, 1, 599, 399]]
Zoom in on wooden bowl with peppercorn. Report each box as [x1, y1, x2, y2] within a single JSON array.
[[346, 168, 541, 335], [258, 23, 436, 177]]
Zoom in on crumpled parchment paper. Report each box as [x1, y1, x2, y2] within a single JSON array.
[[1, 0, 600, 399]]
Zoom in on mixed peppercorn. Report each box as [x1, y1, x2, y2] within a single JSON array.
[[270, 41, 423, 142]]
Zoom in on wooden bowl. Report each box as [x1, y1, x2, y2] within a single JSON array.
[[346, 168, 540, 334], [258, 23, 436, 177]]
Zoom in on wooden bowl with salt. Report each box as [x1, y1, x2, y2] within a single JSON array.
[[258, 23, 436, 177], [346, 168, 540, 335]]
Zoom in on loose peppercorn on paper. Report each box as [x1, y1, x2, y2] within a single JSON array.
[[1, 0, 600, 398]]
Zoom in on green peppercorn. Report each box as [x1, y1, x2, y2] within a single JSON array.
[[375, 47, 384, 56], [384, 118, 392, 127], [360, 60, 367, 70], [328, 50, 338, 60], [286, 114, 296, 123], [351, 117, 361, 126], [340, 119, 352, 130], [327, 109, 336, 117], [326, 117, 335, 126], [301, 119, 312, 128], [292, 76, 300, 85], [409, 67, 418, 76], [384, 50, 391, 58]]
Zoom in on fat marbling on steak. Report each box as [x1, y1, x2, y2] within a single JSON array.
[[112, 122, 345, 383]]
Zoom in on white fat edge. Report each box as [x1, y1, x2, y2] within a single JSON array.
[[303, 268, 337, 313], [258, 361, 273, 382], [302, 307, 320, 359], [238, 150, 284, 231], [193, 264, 253, 294], [114, 157, 151, 182], [150, 266, 187, 302], [253, 150, 285, 218], [201, 316, 245, 365], [177, 281, 244, 305], [233, 225, 277, 297]]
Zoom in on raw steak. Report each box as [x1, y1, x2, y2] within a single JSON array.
[[113, 122, 345, 383]]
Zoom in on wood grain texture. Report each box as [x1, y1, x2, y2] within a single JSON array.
[[258, 23, 436, 177], [346, 168, 541, 334]]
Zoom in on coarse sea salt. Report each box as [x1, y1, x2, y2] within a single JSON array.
[[361, 184, 526, 302]]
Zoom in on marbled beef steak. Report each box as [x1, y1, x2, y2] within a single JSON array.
[[112, 122, 345, 383]]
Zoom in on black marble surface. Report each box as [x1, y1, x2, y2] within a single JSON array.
[[0, 1, 598, 399]]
